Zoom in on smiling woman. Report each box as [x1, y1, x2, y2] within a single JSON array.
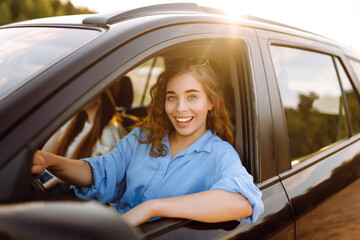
[[74, 57, 263, 225], [165, 73, 213, 156]]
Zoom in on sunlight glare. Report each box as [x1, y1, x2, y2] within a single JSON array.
[[209, 1, 264, 23], [218, 3, 244, 19]]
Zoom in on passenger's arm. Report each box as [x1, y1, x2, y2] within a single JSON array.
[[121, 189, 252, 226], [32, 150, 93, 187], [41, 130, 63, 153]]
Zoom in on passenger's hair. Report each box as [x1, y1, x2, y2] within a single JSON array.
[[134, 59, 234, 157], [54, 91, 118, 158]]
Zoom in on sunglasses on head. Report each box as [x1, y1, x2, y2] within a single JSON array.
[[166, 58, 210, 67]]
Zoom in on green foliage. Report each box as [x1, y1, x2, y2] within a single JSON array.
[[0, 1, 12, 25], [284, 91, 352, 160], [0, 0, 95, 25]]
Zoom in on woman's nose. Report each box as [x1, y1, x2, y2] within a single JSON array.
[[176, 97, 188, 112]]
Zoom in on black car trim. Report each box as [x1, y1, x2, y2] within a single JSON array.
[[336, 57, 360, 105], [0, 24, 106, 31], [333, 56, 353, 137], [139, 218, 191, 239], [83, 3, 202, 26], [82, 2, 323, 40]]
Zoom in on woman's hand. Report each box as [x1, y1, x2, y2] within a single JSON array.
[[31, 150, 94, 187], [32, 150, 48, 174]]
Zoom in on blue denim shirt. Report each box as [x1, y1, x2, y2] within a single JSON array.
[[74, 127, 264, 223]]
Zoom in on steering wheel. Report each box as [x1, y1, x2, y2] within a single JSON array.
[[31, 175, 46, 193]]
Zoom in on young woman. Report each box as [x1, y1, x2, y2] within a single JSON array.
[[37, 90, 127, 188], [42, 90, 127, 159], [32, 58, 264, 226]]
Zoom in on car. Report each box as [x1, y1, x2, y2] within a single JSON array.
[[1, 2, 360, 239]]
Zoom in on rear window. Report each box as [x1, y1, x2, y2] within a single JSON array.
[[270, 46, 349, 164], [0, 27, 101, 102]]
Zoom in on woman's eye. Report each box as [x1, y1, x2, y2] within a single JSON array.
[[167, 96, 176, 101], [188, 95, 197, 100]]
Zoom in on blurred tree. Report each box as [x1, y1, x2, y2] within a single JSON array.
[[298, 92, 319, 118], [51, 0, 65, 16], [9, 0, 21, 20], [0, 0, 95, 26], [65, 0, 76, 15], [0, 1, 12, 25], [17, 0, 35, 21], [33, 0, 53, 19]]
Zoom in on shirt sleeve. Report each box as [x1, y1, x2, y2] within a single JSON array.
[[74, 128, 139, 203], [207, 142, 264, 223]]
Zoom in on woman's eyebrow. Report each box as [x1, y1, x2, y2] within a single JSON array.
[[166, 89, 200, 94], [185, 89, 200, 93]]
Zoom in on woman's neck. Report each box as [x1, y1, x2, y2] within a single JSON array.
[[168, 129, 206, 159]]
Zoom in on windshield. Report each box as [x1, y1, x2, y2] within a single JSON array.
[[0, 27, 101, 102]]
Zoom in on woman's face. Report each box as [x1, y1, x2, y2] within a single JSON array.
[[165, 73, 212, 141]]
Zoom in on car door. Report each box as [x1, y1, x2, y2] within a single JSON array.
[[118, 22, 294, 239], [0, 18, 293, 239], [258, 29, 360, 239]]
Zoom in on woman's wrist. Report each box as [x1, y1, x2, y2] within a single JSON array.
[[40, 151, 55, 169], [41, 151, 65, 172], [144, 199, 161, 220]]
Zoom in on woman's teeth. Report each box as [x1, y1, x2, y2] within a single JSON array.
[[176, 117, 193, 122]]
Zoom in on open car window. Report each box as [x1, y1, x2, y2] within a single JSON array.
[[33, 39, 253, 239]]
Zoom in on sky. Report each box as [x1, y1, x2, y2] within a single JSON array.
[[70, 0, 360, 54]]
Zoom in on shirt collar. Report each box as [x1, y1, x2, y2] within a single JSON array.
[[162, 129, 215, 155]]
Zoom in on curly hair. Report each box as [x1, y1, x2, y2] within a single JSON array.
[[133, 59, 234, 157]]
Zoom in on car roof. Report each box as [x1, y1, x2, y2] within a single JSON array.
[[2, 2, 359, 59]]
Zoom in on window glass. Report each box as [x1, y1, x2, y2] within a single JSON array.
[[335, 58, 360, 134], [270, 46, 348, 164], [349, 59, 360, 83], [126, 57, 165, 108], [0, 27, 101, 102]]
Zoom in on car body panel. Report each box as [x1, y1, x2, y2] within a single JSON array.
[[257, 28, 360, 239]]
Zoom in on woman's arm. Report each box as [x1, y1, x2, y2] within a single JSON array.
[[121, 189, 253, 226], [41, 130, 63, 153], [32, 150, 93, 187]]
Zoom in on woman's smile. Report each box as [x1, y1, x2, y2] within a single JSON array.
[[176, 116, 193, 122], [175, 116, 194, 124]]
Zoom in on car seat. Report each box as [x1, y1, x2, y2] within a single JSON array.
[[109, 76, 140, 130]]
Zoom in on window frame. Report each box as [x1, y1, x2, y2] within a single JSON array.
[[21, 28, 265, 238], [334, 57, 360, 136]]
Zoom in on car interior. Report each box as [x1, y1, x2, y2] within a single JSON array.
[[33, 39, 250, 215]]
